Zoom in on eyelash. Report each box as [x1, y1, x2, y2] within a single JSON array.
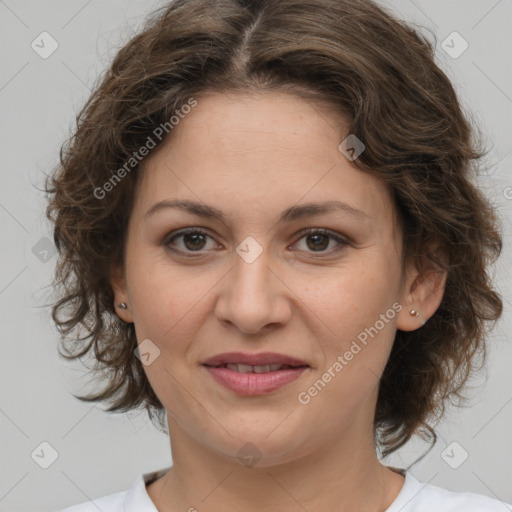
[[164, 227, 348, 257]]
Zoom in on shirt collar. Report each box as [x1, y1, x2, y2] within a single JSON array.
[[122, 465, 419, 511], [123, 466, 172, 511]]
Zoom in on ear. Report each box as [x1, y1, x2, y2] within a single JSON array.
[[110, 264, 134, 323], [396, 244, 448, 332]]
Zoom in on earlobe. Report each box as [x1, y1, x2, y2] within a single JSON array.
[[110, 265, 134, 323]]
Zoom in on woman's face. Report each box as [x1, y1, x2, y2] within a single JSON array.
[[112, 90, 421, 466]]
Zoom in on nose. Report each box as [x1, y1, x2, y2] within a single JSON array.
[[215, 249, 292, 335]]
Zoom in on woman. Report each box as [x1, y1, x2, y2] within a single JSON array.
[[47, 0, 510, 510]]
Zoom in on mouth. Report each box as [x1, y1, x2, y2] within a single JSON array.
[[203, 363, 309, 373], [201, 351, 310, 369], [201, 352, 310, 395]]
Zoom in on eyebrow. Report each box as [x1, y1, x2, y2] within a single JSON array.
[[144, 199, 370, 223]]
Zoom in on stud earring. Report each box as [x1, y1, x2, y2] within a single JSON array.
[[119, 302, 128, 309], [410, 308, 426, 326]]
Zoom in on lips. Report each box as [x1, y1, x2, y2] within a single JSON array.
[[201, 352, 310, 394]]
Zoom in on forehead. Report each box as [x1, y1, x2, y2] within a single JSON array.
[[135, 91, 396, 230]]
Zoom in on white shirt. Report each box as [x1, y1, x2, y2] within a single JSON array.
[[56, 466, 512, 511]]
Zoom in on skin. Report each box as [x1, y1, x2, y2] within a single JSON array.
[[111, 90, 447, 511]]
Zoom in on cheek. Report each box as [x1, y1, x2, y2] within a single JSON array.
[[126, 249, 207, 334], [306, 259, 398, 374], [126, 255, 218, 377], [303, 258, 394, 327], [299, 311, 396, 425]]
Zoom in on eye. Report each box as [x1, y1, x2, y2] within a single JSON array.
[[164, 228, 218, 255], [164, 227, 348, 257], [292, 228, 348, 255]]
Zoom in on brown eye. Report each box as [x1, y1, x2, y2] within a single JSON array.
[[294, 229, 348, 255], [165, 228, 216, 254]]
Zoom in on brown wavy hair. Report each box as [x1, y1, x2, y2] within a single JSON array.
[[45, 0, 504, 459]]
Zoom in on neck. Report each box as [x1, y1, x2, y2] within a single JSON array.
[[147, 419, 405, 512]]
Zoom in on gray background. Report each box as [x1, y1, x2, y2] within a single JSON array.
[[0, 0, 511, 510]]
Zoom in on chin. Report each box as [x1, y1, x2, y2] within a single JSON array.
[[210, 430, 312, 469]]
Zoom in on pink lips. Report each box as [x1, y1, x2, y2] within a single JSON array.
[[202, 351, 310, 395]]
